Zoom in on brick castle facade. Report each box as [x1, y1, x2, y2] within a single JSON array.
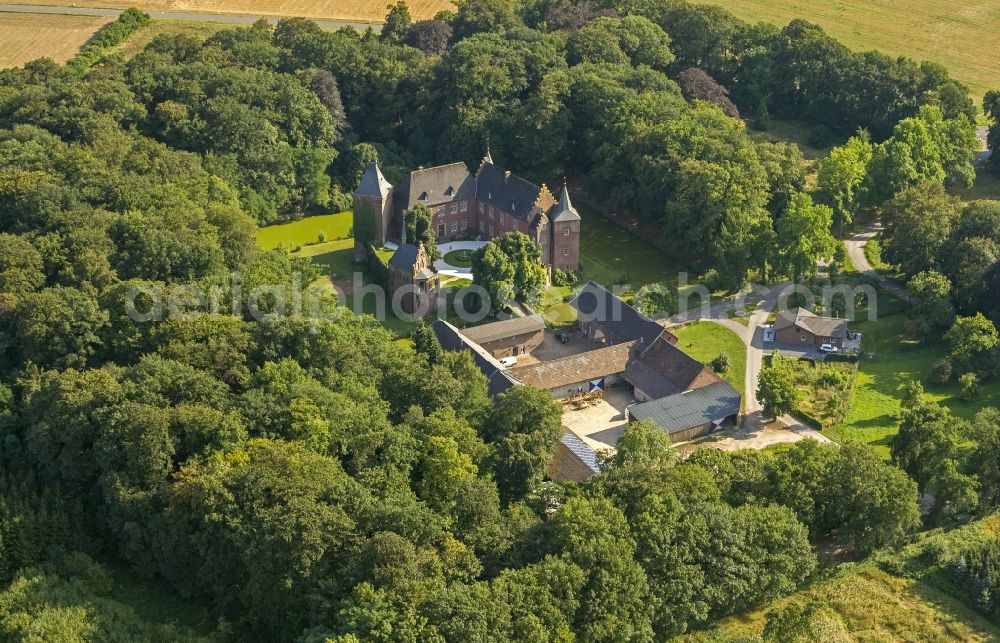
[[352, 152, 581, 272]]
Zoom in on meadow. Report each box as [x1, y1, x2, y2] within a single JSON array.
[[0, 13, 111, 68], [830, 312, 1000, 456], [705, 0, 1000, 108]]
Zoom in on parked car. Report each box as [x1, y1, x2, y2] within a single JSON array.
[[499, 356, 518, 367], [819, 343, 838, 353]]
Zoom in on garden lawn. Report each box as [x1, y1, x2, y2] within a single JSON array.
[[443, 249, 474, 268], [577, 203, 687, 292], [255, 211, 352, 250], [672, 321, 746, 401]]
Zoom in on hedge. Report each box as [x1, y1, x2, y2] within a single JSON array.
[[792, 410, 824, 430], [69, 8, 150, 71]]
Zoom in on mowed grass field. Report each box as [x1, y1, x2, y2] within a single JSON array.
[[23, 0, 454, 23], [705, 0, 1000, 107], [0, 13, 111, 68], [255, 211, 352, 250]]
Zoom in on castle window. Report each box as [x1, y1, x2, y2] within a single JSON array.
[[499, 212, 504, 224], [563, 248, 569, 256], [460, 201, 468, 212], [479, 202, 484, 214], [489, 207, 495, 218], [564, 226, 570, 235], [450, 204, 458, 214], [460, 219, 467, 230], [450, 222, 458, 233]]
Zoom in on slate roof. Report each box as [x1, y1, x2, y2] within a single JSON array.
[[627, 381, 741, 436], [388, 243, 419, 270], [508, 341, 636, 389], [397, 162, 477, 211], [432, 319, 519, 399], [550, 184, 581, 223], [460, 315, 546, 346], [560, 432, 601, 474], [569, 281, 666, 348], [476, 162, 543, 222], [624, 334, 719, 399], [775, 307, 848, 339], [354, 161, 392, 199]]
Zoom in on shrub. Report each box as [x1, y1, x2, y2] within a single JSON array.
[[959, 372, 979, 401], [634, 282, 677, 318], [69, 8, 149, 70], [808, 125, 838, 148], [552, 269, 578, 287], [930, 358, 953, 384], [710, 351, 731, 373], [329, 185, 353, 212], [318, 230, 327, 243]]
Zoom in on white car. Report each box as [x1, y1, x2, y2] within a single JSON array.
[[499, 356, 518, 368], [819, 343, 838, 353]]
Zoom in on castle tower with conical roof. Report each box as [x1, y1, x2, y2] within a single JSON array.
[[549, 182, 581, 271], [352, 161, 394, 262]]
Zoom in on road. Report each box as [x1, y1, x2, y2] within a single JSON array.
[[844, 222, 911, 302], [0, 3, 381, 30]]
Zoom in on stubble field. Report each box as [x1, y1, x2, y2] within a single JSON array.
[[0, 13, 111, 68]]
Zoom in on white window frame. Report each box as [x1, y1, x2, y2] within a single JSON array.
[[564, 226, 570, 235], [450, 222, 458, 233], [450, 203, 458, 214], [460, 201, 467, 212], [460, 219, 467, 231], [563, 248, 569, 256]]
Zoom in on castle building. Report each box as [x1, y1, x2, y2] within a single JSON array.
[[353, 154, 581, 271], [387, 242, 440, 317]]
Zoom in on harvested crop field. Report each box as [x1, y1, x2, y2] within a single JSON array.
[[19, 0, 455, 23], [0, 13, 111, 68]]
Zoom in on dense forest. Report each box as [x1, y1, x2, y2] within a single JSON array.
[[0, 0, 995, 639]]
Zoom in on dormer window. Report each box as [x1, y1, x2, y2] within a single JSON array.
[[444, 186, 454, 196], [418, 191, 428, 201]]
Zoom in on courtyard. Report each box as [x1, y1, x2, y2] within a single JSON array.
[[560, 385, 635, 455]]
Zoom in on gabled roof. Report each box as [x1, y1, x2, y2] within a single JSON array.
[[568, 281, 665, 348], [508, 341, 636, 389], [459, 314, 546, 346], [550, 184, 581, 223], [628, 381, 741, 436], [397, 162, 476, 211], [388, 243, 419, 270], [775, 307, 848, 339], [624, 333, 719, 399], [476, 162, 544, 222], [432, 319, 519, 399], [354, 161, 392, 199], [559, 432, 601, 474]]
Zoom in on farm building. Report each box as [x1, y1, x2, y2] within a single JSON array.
[[432, 319, 518, 399], [774, 307, 851, 348], [627, 381, 741, 443], [548, 432, 602, 482], [508, 341, 636, 399], [458, 314, 546, 359], [569, 281, 674, 348], [624, 334, 721, 402]]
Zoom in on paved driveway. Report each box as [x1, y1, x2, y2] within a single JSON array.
[[844, 223, 912, 303]]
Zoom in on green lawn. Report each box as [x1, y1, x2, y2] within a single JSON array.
[[830, 313, 1000, 456], [953, 169, 1000, 202], [255, 211, 352, 250], [443, 248, 474, 268], [672, 321, 747, 402], [748, 118, 836, 162], [577, 203, 688, 292]]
